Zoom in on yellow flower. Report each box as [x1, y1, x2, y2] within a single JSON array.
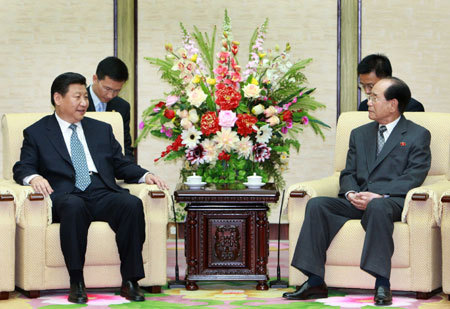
[[258, 52, 266, 58], [251, 78, 259, 85], [207, 78, 216, 85], [232, 40, 240, 45], [190, 54, 198, 62], [192, 75, 201, 84]]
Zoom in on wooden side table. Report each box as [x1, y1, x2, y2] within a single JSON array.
[[175, 184, 279, 291]]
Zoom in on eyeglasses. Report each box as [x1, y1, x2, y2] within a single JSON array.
[[367, 94, 380, 103], [98, 81, 121, 95], [358, 82, 374, 91]]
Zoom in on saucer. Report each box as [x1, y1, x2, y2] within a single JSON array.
[[184, 181, 207, 190], [243, 182, 266, 189]]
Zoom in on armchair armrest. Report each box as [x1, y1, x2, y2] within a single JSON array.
[[403, 180, 450, 226], [0, 179, 49, 227], [286, 174, 340, 223]]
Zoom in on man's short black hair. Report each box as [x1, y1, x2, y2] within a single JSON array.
[[96, 56, 129, 82], [384, 77, 411, 114], [51, 72, 86, 106], [358, 54, 392, 78]]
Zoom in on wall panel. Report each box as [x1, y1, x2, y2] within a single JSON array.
[[0, 0, 114, 176]]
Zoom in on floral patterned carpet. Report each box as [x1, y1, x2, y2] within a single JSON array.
[[1, 241, 449, 309]]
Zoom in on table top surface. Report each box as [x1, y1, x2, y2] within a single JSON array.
[[174, 183, 280, 203]]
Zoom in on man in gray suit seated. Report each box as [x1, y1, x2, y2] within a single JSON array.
[[283, 77, 431, 306]]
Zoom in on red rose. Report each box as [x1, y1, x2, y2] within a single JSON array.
[[218, 151, 231, 161], [156, 101, 165, 108], [236, 114, 257, 136], [164, 109, 175, 119], [282, 110, 293, 122], [215, 86, 241, 110], [200, 111, 220, 136]]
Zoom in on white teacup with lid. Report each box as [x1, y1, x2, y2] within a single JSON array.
[[247, 173, 262, 184], [186, 173, 202, 184], [185, 173, 206, 189], [244, 173, 265, 189]]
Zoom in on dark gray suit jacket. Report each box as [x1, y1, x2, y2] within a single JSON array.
[[339, 115, 431, 201]]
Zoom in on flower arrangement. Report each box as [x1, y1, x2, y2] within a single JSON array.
[[137, 11, 329, 188]]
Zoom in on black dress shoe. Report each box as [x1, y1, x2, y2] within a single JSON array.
[[282, 281, 328, 300], [120, 280, 145, 301], [374, 285, 392, 306], [68, 282, 88, 304]]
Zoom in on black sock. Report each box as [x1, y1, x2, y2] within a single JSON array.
[[307, 274, 324, 287], [375, 276, 390, 288], [69, 270, 84, 284]]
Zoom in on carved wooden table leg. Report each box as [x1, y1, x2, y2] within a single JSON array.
[[256, 281, 269, 290], [186, 281, 198, 291]]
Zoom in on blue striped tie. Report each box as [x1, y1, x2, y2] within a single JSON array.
[[69, 124, 91, 191]]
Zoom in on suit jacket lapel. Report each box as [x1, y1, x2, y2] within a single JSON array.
[[46, 114, 72, 165], [87, 86, 96, 112], [370, 116, 407, 173]]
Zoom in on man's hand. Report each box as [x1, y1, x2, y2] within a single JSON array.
[[29, 176, 54, 197], [348, 191, 383, 210], [145, 173, 169, 190]]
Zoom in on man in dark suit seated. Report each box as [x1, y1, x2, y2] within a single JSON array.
[[87, 56, 135, 160], [283, 77, 431, 306], [13, 72, 169, 304], [358, 54, 424, 112]]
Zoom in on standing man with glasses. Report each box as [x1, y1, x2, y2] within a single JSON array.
[[283, 77, 431, 306], [88, 56, 135, 160], [357, 54, 424, 112]]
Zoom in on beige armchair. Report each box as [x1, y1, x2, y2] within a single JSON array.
[[440, 190, 450, 300], [287, 112, 450, 298], [1, 112, 169, 297], [0, 188, 14, 300]]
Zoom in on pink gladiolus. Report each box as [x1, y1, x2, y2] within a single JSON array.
[[292, 97, 298, 103], [218, 51, 230, 64], [281, 126, 288, 134], [302, 116, 309, 125], [139, 121, 145, 130]]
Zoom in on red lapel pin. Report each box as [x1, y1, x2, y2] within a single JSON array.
[[400, 142, 406, 146]]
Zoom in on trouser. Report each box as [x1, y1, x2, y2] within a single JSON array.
[[291, 196, 403, 279], [52, 173, 146, 281]]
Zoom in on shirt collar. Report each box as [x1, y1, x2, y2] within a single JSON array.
[[55, 112, 79, 131], [380, 116, 401, 136], [89, 84, 106, 111]]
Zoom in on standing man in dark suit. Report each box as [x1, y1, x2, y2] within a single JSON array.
[[13, 72, 168, 304], [88, 56, 134, 160], [358, 54, 424, 112], [283, 77, 431, 305]]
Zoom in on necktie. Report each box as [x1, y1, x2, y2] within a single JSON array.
[[377, 125, 387, 156], [69, 124, 91, 190]]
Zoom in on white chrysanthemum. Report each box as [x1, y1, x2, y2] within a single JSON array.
[[201, 139, 218, 163], [214, 128, 239, 152], [255, 124, 272, 144], [236, 136, 253, 159], [181, 126, 202, 149]]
